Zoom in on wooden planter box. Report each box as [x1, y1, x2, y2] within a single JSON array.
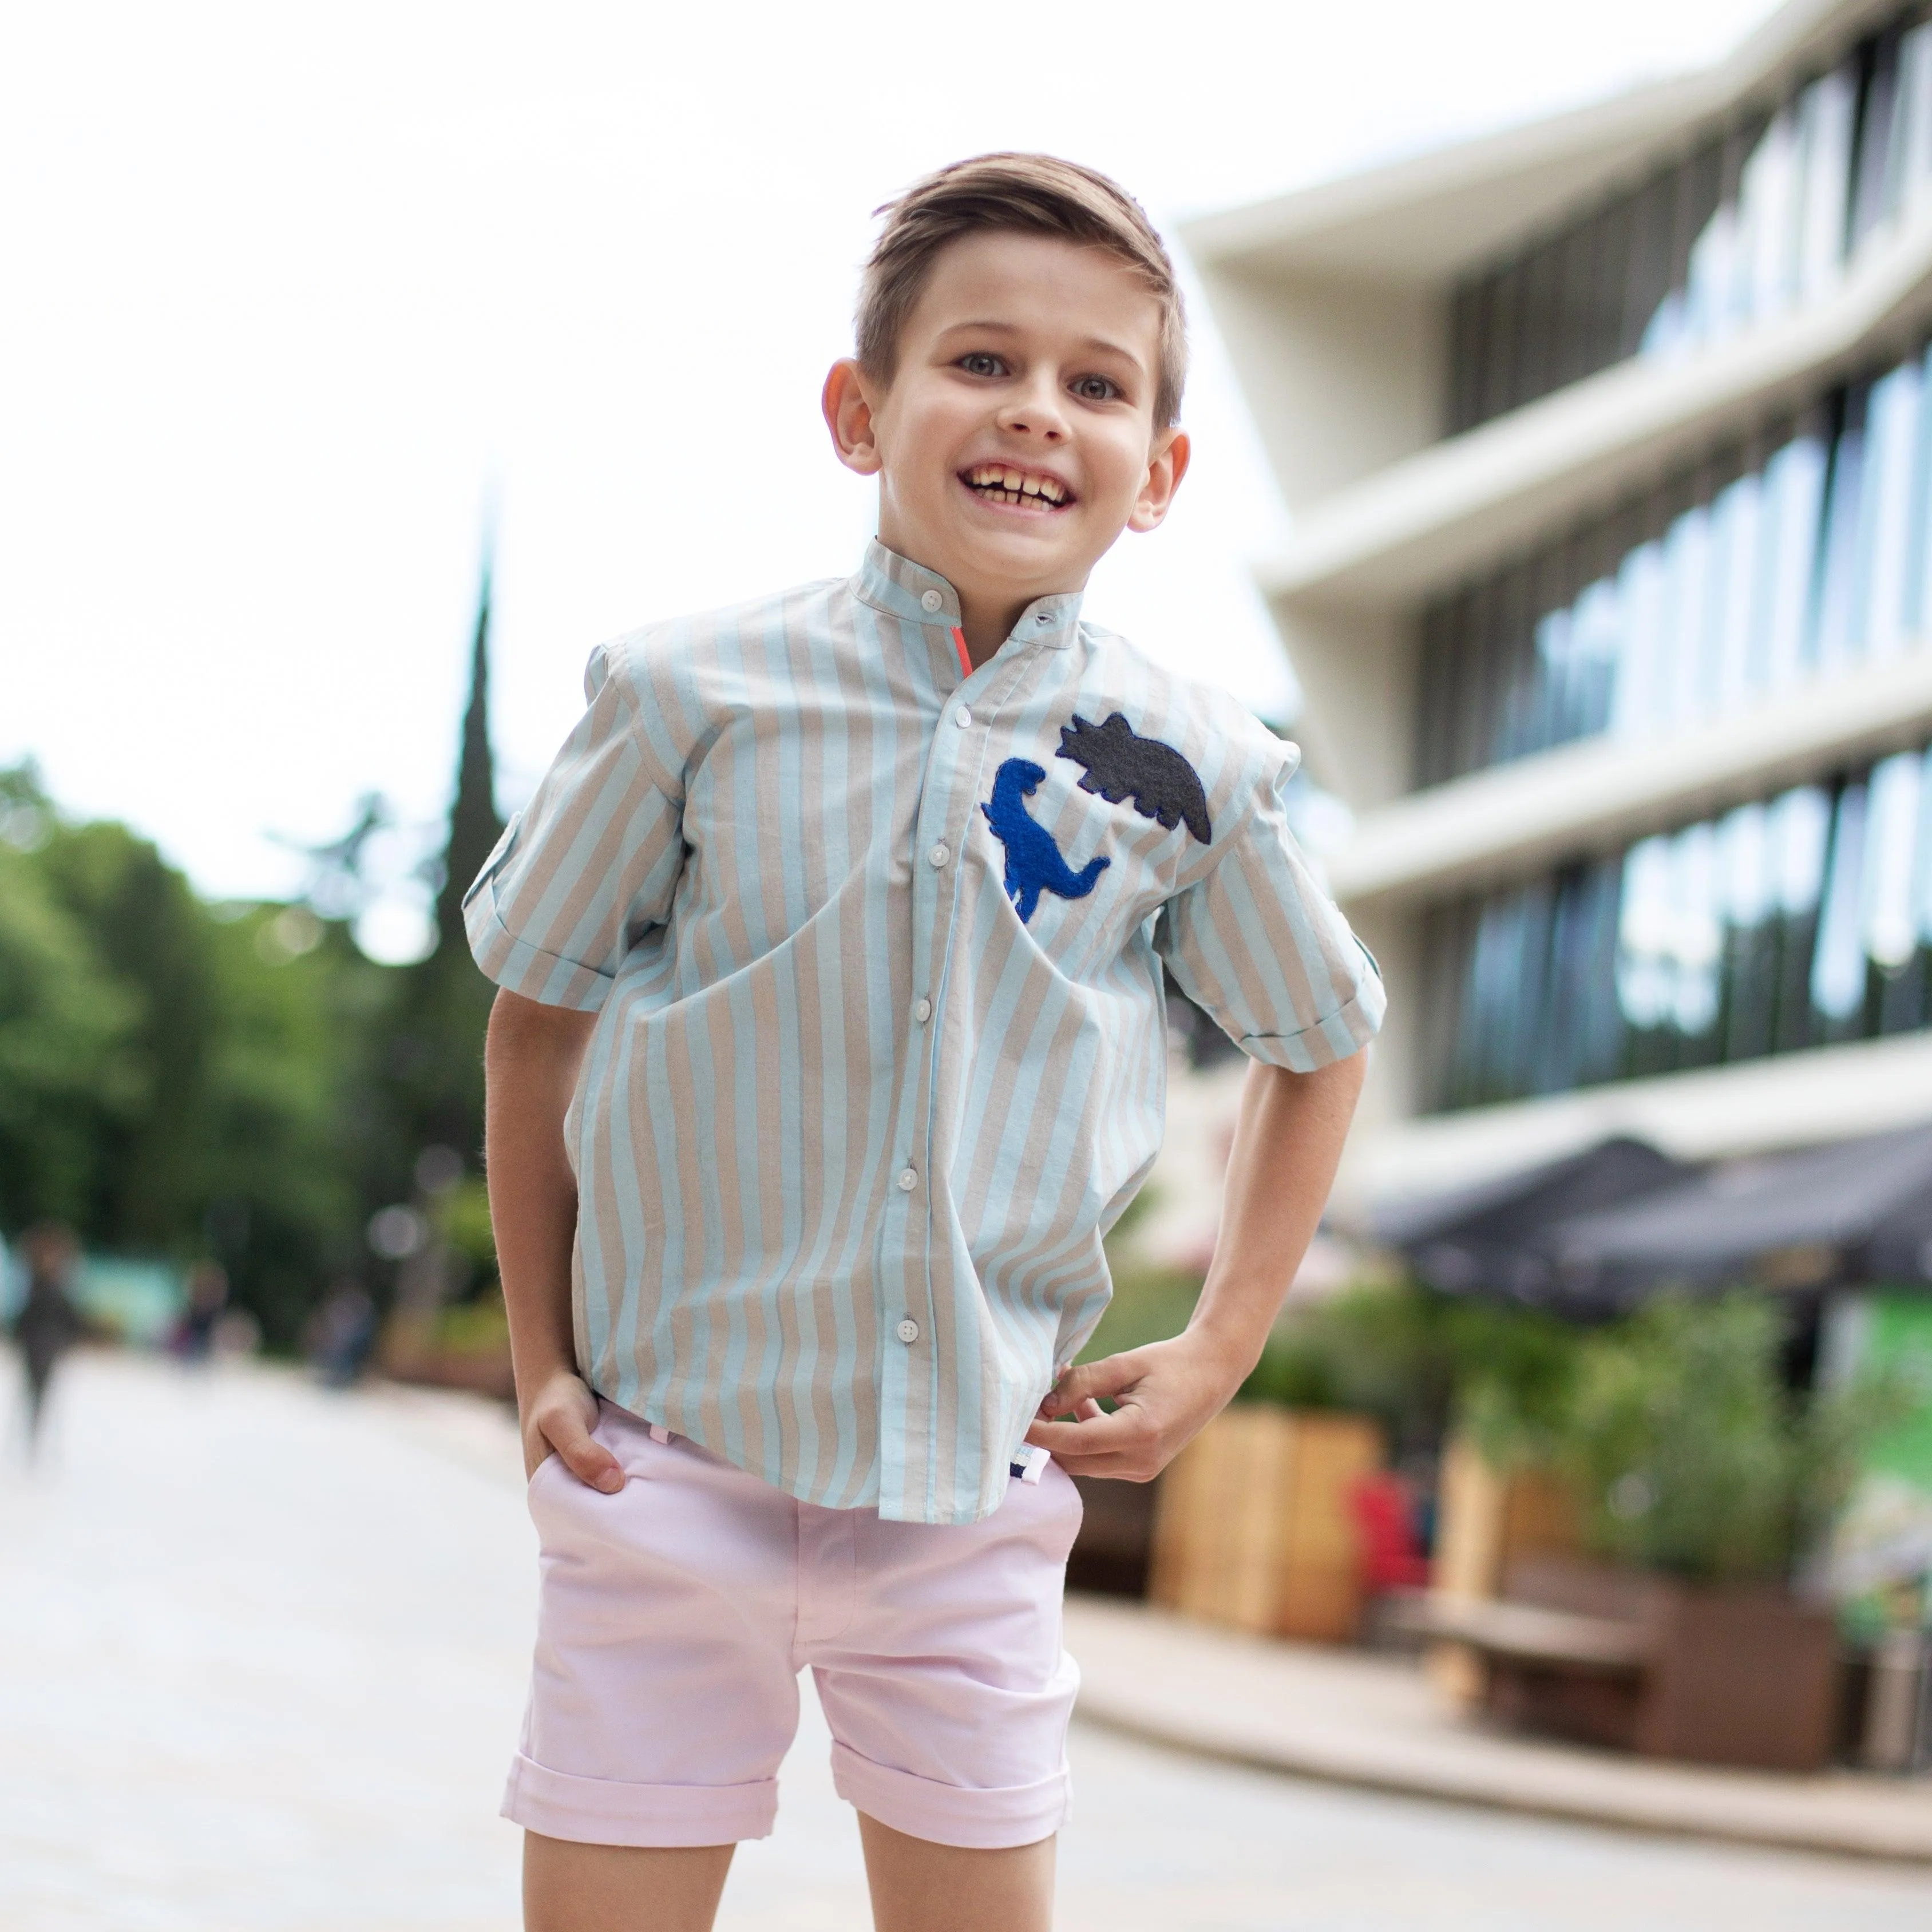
[[1486, 1555, 1841, 1773], [1432, 1436, 1580, 1598], [1149, 1406, 1383, 1642], [1426, 1436, 1582, 1704]]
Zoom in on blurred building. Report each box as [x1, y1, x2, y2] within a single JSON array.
[[1188, 0, 1932, 1212]]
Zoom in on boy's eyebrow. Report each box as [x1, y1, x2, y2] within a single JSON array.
[[933, 318, 1149, 367]]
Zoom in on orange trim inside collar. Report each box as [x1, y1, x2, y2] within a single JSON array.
[[951, 627, 973, 679]]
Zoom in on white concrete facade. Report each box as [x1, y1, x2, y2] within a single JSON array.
[[1185, 0, 1932, 1212]]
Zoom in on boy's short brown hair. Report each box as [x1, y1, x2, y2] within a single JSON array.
[[857, 153, 1187, 427]]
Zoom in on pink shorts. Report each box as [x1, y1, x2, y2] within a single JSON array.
[[503, 1401, 1084, 1851]]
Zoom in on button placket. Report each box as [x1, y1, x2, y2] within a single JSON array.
[[885, 642, 1042, 1501], [885, 683, 980, 1439]]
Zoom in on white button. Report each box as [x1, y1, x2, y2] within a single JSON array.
[[921, 589, 943, 612], [897, 1318, 921, 1344], [928, 842, 949, 868], [914, 997, 932, 1023], [897, 1166, 918, 1191], [955, 706, 972, 728]]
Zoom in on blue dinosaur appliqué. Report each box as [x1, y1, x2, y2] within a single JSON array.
[[981, 758, 1109, 924]]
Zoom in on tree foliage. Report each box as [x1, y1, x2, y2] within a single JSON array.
[[0, 767, 394, 1343], [1565, 1292, 1913, 1584], [0, 566, 506, 1347]]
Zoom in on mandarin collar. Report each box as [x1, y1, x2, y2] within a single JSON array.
[[853, 539, 1083, 648]]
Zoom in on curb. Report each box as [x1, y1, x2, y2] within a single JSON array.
[[1065, 1600, 1932, 1866]]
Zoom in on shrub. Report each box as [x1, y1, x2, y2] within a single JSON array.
[[1563, 1292, 1911, 1585]]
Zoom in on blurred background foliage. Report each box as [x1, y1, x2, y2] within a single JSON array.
[[1564, 1293, 1918, 1584], [0, 762, 405, 1346], [0, 592, 504, 1352], [0, 585, 506, 1350], [1094, 1201, 1917, 1585]]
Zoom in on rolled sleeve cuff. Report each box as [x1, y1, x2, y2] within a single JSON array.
[[1239, 976, 1386, 1074], [830, 1741, 1070, 1850], [464, 889, 611, 1013], [501, 1751, 777, 1847]]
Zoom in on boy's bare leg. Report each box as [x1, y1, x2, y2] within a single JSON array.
[[522, 1835, 734, 1932], [857, 1814, 1054, 1932]]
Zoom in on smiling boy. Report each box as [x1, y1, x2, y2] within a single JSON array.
[[472, 155, 1384, 1932]]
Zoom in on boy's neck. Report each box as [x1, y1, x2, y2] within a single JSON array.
[[879, 532, 1080, 669], [957, 591, 1042, 668]]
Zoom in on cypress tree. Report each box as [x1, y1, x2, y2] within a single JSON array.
[[387, 544, 505, 1174], [436, 552, 506, 955]]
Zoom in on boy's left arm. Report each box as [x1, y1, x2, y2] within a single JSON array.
[[1024, 1048, 1367, 1480]]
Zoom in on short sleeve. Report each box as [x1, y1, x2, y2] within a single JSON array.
[[463, 640, 685, 1011], [1157, 750, 1384, 1072]]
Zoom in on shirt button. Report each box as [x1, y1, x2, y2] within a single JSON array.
[[928, 842, 949, 868], [897, 1318, 921, 1344], [897, 1166, 918, 1191], [955, 706, 973, 728], [914, 997, 932, 1023], [921, 589, 943, 613]]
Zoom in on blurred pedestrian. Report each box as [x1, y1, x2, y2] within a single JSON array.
[[10, 1222, 85, 1456], [171, 1260, 229, 1365], [307, 1279, 375, 1388]]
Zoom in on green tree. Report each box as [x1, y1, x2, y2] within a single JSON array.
[[0, 765, 387, 1346], [1565, 1292, 1911, 1584], [34, 815, 220, 1249], [386, 552, 504, 1177], [0, 782, 140, 1228]]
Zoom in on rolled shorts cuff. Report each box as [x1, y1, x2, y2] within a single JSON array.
[[829, 1740, 1070, 1850], [501, 1750, 778, 1847]]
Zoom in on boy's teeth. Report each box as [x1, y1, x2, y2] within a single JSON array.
[[966, 465, 1065, 505]]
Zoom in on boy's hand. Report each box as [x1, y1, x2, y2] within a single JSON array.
[[1023, 1328, 1251, 1482], [522, 1365, 625, 1492]]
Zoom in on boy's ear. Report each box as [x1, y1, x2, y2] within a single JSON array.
[[1127, 426, 1190, 534], [823, 359, 884, 477]]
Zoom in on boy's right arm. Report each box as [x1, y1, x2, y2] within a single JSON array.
[[484, 987, 624, 1492]]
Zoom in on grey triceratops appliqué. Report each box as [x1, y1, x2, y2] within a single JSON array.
[[1055, 712, 1212, 845]]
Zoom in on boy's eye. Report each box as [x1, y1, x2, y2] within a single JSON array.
[[958, 353, 1006, 377], [1071, 375, 1121, 402]]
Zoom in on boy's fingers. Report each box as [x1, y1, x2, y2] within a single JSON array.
[[548, 1420, 625, 1492], [1024, 1404, 1144, 1458], [1038, 1352, 1143, 1417]]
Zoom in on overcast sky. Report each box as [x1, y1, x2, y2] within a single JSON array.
[[2, 0, 1779, 957]]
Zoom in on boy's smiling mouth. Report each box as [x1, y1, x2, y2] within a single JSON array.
[[960, 463, 1073, 512]]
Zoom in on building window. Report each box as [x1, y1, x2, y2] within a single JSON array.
[[1416, 331, 1932, 786], [1421, 745, 1932, 1111], [1445, 14, 1932, 437]]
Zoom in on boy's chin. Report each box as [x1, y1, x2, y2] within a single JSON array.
[[941, 509, 1106, 581]]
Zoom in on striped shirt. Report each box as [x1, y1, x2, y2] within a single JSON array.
[[466, 541, 1384, 1524]]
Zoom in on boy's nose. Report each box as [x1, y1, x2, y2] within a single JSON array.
[[997, 382, 1068, 441]]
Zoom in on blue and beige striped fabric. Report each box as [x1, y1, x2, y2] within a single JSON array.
[[466, 541, 1384, 1524]]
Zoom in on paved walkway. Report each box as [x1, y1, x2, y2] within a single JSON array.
[[1068, 1598, 1932, 1862], [6, 1351, 1932, 1930]]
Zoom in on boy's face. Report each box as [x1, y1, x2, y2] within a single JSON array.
[[825, 232, 1187, 620]]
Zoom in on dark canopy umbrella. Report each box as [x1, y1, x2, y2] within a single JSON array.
[[1372, 1137, 1681, 1305], [1547, 1122, 1932, 1307]]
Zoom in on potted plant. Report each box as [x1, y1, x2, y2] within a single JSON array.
[[1480, 1292, 1902, 1771]]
